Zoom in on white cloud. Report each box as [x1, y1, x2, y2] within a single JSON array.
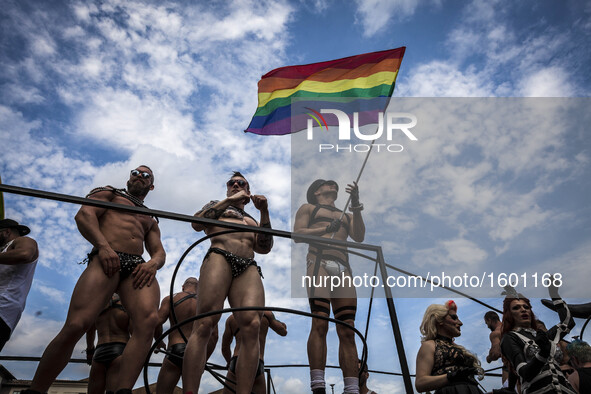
[[354, 0, 423, 37], [398, 61, 493, 97], [517, 66, 576, 97], [34, 281, 68, 304]]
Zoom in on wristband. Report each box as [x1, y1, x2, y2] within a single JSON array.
[[349, 203, 364, 212]]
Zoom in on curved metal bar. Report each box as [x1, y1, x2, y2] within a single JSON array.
[[143, 306, 369, 394], [168, 229, 243, 344], [580, 315, 591, 341]]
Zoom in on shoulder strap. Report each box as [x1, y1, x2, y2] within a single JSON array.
[[173, 293, 197, 307]]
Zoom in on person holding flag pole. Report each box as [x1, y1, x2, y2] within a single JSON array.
[[294, 179, 365, 394], [245, 47, 406, 393]]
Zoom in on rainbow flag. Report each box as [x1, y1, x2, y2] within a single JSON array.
[[245, 47, 406, 135]]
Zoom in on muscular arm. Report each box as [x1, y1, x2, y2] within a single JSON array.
[[75, 190, 120, 277], [192, 192, 250, 232], [267, 311, 287, 337], [131, 221, 165, 289], [415, 340, 449, 392], [252, 195, 273, 254], [85, 323, 96, 365], [346, 182, 365, 242], [221, 318, 235, 364], [0, 236, 38, 265], [75, 190, 113, 250], [487, 330, 502, 363], [348, 211, 365, 243], [293, 204, 330, 239], [154, 296, 171, 347]]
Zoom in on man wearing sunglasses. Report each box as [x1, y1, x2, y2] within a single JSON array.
[[294, 179, 365, 394], [26, 165, 165, 394], [183, 171, 273, 394]]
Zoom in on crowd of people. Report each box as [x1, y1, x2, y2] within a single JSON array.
[[0, 167, 372, 393], [414, 289, 590, 394], [1, 166, 589, 394]]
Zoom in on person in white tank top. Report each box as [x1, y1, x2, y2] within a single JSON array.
[[0, 218, 39, 352]]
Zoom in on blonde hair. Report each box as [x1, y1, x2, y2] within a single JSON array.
[[420, 303, 449, 341], [419, 302, 485, 380]]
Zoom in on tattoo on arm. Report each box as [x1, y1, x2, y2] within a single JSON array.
[[257, 222, 273, 249], [202, 207, 225, 219]]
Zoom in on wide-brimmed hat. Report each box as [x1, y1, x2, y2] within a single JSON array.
[[0, 219, 31, 236], [306, 179, 339, 204]]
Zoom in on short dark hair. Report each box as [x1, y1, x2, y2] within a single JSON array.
[[484, 311, 500, 322], [229, 171, 249, 191], [137, 165, 154, 185]]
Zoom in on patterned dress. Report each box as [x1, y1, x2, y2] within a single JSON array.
[[429, 335, 483, 394]]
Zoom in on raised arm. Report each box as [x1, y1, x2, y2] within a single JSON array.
[[346, 182, 365, 242], [251, 195, 273, 254], [0, 236, 38, 265], [192, 191, 251, 232]]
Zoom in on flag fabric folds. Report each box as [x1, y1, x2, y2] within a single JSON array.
[[245, 47, 406, 136]]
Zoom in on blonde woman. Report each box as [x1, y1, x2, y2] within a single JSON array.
[[415, 301, 484, 394]]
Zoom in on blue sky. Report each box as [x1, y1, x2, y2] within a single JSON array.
[[1, 1, 590, 393]]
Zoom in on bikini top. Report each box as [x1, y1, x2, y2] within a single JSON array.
[[202, 201, 258, 224], [308, 204, 351, 232], [173, 292, 197, 307]]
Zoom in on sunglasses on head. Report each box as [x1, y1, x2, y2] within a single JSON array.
[[130, 169, 152, 179], [227, 179, 248, 188]]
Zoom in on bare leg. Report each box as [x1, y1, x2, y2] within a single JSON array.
[[252, 369, 266, 394], [88, 361, 107, 394], [106, 356, 123, 392], [156, 358, 181, 394], [333, 297, 358, 380], [30, 260, 117, 391], [307, 308, 329, 371], [182, 255, 231, 392], [207, 325, 219, 360], [222, 370, 237, 394], [228, 265, 265, 394], [116, 276, 161, 390]]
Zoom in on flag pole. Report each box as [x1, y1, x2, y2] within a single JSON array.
[[330, 135, 377, 239]]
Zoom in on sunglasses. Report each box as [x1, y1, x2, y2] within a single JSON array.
[[448, 314, 459, 321], [227, 179, 248, 188], [130, 169, 152, 179]]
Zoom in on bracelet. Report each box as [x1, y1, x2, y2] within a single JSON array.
[[349, 203, 364, 212]]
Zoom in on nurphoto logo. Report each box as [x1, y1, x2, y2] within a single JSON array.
[[305, 109, 418, 153]]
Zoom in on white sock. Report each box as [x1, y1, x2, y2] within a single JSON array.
[[343, 376, 359, 394], [310, 369, 325, 390]]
